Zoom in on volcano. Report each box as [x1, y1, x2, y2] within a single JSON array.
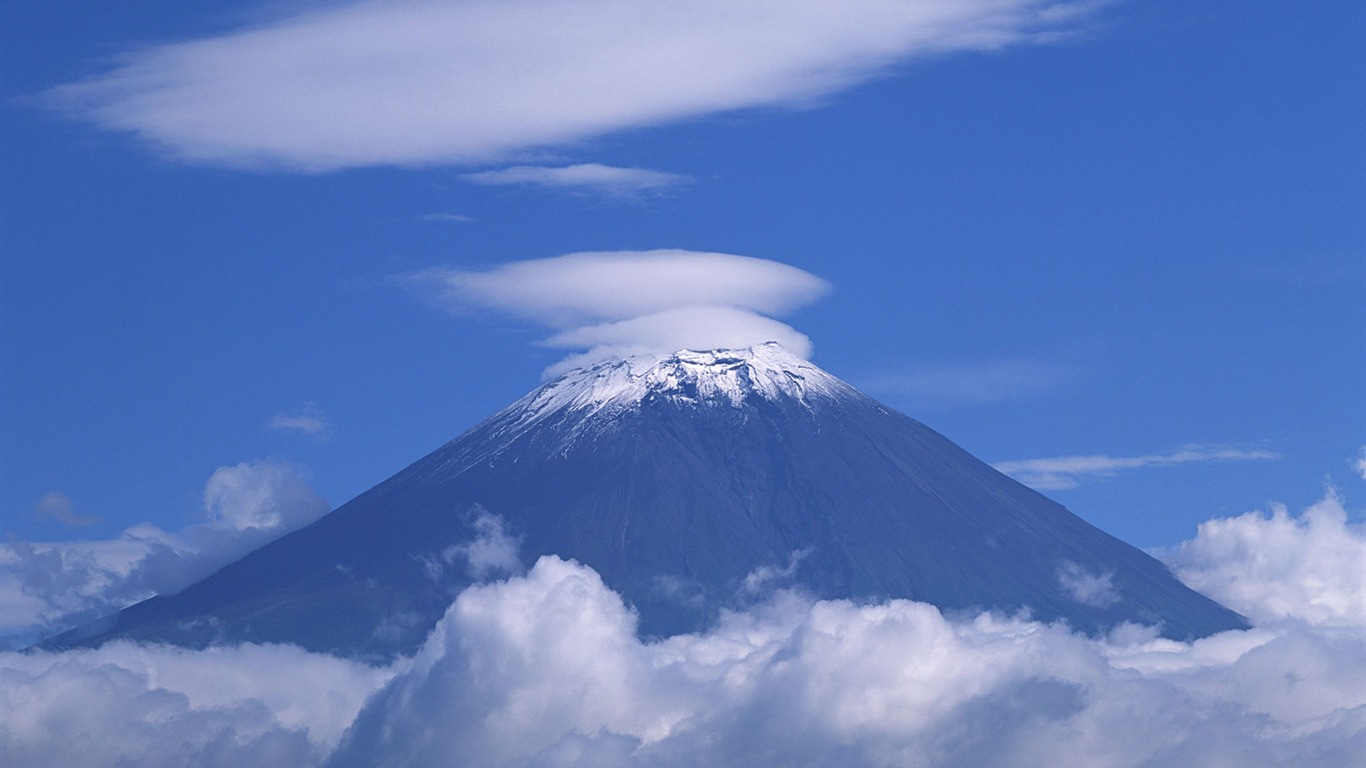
[[49, 344, 1246, 659]]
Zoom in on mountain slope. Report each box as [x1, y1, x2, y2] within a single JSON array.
[[50, 344, 1247, 659]]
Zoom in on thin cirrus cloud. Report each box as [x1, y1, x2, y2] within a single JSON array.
[[267, 401, 331, 439], [402, 250, 831, 375], [46, 0, 1102, 171], [993, 444, 1282, 490], [461, 164, 691, 197], [3, 490, 1365, 766], [862, 357, 1079, 406]]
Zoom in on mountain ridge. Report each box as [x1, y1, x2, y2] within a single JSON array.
[[46, 344, 1248, 660]]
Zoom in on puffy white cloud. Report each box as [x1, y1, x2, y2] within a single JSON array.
[[6, 494, 1365, 766], [993, 444, 1281, 490], [0, 641, 392, 768], [461, 164, 690, 197], [48, 0, 1099, 171], [1165, 490, 1366, 628], [405, 250, 829, 374], [329, 554, 1366, 768], [0, 461, 328, 649]]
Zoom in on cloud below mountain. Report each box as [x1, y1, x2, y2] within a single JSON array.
[[47, 0, 1099, 171], [0, 461, 328, 649], [4, 489, 1364, 767]]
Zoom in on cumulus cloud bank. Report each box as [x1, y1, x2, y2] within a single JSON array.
[[48, 0, 1099, 171], [406, 250, 830, 375], [994, 444, 1281, 490], [3, 492, 1364, 767], [1166, 490, 1366, 628], [0, 461, 328, 649], [0, 641, 392, 768]]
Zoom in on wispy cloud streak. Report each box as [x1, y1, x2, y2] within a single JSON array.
[[268, 402, 331, 439], [994, 444, 1280, 490], [461, 164, 690, 197]]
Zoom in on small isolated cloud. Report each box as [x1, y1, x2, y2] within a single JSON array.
[[0, 461, 329, 649], [1165, 489, 1366, 627], [46, 0, 1102, 171], [268, 401, 330, 439], [1056, 561, 1118, 608], [33, 491, 98, 527], [462, 164, 690, 197], [1354, 446, 1366, 481], [863, 358, 1077, 406], [440, 510, 524, 581], [403, 250, 830, 374], [994, 444, 1281, 490], [416, 212, 473, 224]]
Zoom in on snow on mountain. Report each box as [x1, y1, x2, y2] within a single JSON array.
[[45, 345, 1248, 659]]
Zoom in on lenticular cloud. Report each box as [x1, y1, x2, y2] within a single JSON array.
[[3, 491, 1364, 767], [48, 0, 1100, 171], [406, 250, 830, 374]]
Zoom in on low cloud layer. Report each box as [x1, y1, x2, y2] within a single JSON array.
[[0, 461, 328, 649], [3, 490, 1363, 767], [48, 0, 1098, 171], [405, 250, 830, 374], [994, 444, 1281, 490], [0, 641, 392, 768]]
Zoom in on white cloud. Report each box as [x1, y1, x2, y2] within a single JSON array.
[[47, 0, 1100, 171], [863, 358, 1077, 406], [1354, 446, 1366, 481], [442, 510, 524, 581], [416, 212, 473, 224], [993, 444, 1281, 490], [404, 250, 829, 374], [0, 461, 329, 649], [331, 553, 1366, 768], [267, 402, 331, 439], [1056, 561, 1118, 608], [462, 164, 690, 196], [1164, 490, 1366, 628], [0, 641, 392, 768], [4, 490, 1365, 767], [33, 491, 98, 527]]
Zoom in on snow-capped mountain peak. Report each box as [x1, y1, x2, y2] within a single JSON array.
[[506, 342, 854, 426]]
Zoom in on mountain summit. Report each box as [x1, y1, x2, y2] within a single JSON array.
[[51, 344, 1247, 659]]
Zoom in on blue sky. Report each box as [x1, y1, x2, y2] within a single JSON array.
[[2, 0, 1362, 557]]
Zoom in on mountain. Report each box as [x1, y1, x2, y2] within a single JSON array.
[[48, 344, 1247, 659]]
